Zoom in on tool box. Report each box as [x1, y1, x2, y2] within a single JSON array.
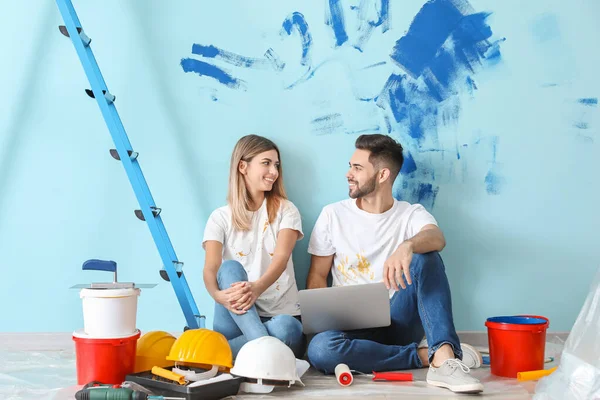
[[126, 367, 242, 400]]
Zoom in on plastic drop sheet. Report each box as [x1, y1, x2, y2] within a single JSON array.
[[534, 266, 600, 400], [0, 347, 537, 400]]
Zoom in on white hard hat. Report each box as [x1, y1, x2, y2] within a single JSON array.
[[230, 336, 303, 391]]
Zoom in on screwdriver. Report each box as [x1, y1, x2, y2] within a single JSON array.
[[74, 387, 184, 400]]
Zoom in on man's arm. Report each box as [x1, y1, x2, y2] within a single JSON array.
[[383, 224, 445, 291], [306, 254, 334, 289], [405, 224, 446, 253]]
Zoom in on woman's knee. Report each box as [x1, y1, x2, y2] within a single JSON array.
[[216, 260, 247, 288], [266, 315, 305, 356]]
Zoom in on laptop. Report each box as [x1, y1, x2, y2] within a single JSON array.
[[298, 282, 391, 334]]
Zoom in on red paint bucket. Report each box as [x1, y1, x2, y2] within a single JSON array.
[[485, 315, 549, 378], [73, 329, 141, 384]]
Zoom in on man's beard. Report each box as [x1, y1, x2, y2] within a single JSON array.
[[349, 173, 378, 199]]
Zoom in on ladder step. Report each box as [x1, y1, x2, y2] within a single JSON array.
[[160, 269, 183, 282], [85, 89, 116, 103], [110, 149, 138, 161], [135, 207, 161, 221], [58, 25, 91, 46], [58, 25, 81, 37]]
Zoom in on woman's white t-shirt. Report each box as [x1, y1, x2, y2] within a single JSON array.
[[203, 199, 303, 317]]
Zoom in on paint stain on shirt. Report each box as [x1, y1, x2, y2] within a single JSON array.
[[356, 253, 371, 274]]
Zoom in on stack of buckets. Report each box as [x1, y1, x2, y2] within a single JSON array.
[[73, 286, 141, 384], [485, 315, 550, 378]]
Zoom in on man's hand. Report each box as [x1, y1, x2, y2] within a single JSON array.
[[383, 241, 414, 291]]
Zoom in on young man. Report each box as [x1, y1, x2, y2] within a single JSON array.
[[305, 134, 484, 394]]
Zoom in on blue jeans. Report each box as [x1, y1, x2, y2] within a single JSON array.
[[213, 260, 305, 358], [307, 252, 461, 373]]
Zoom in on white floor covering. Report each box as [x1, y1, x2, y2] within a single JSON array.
[[0, 332, 567, 400]]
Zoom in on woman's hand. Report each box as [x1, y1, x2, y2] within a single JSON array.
[[215, 284, 251, 315], [231, 281, 263, 312]]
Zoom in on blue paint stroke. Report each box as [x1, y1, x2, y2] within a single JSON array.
[[401, 151, 417, 175], [326, 0, 348, 47], [264, 48, 285, 71], [362, 61, 387, 70], [578, 98, 598, 106], [354, 0, 391, 51], [346, 126, 381, 135], [180, 58, 243, 89], [191, 44, 272, 69], [390, 0, 498, 101], [391, 0, 467, 78], [311, 113, 344, 135], [396, 182, 439, 209], [466, 76, 478, 94], [281, 12, 312, 66], [485, 170, 504, 195], [574, 122, 589, 129], [376, 74, 438, 143]]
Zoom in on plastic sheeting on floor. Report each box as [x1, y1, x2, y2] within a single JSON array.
[[0, 338, 559, 400]]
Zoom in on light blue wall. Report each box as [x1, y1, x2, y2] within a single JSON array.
[[1, 0, 598, 333]]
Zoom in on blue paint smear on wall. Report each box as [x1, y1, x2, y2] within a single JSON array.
[[578, 98, 598, 106], [397, 182, 439, 209], [574, 122, 589, 129], [191, 44, 272, 69], [282, 12, 312, 66], [485, 170, 503, 195], [401, 151, 417, 175], [354, 0, 391, 51], [180, 58, 243, 89], [311, 113, 344, 135], [264, 48, 285, 71], [326, 0, 349, 47]]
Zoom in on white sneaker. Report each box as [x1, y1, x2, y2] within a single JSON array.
[[426, 359, 484, 394], [417, 338, 483, 369]]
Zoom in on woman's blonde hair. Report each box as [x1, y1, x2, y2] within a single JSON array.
[[227, 135, 287, 231]]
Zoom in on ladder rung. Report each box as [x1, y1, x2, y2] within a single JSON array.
[[58, 25, 91, 46], [110, 149, 138, 161], [85, 89, 115, 103], [160, 269, 183, 282], [58, 25, 80, 37], [135, 207, 161, 221]]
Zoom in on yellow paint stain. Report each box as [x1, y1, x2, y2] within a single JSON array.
[[236, 251, 249, 257], [356, 253, 371, 274], [369, 271, 375, 280], [336, 256, 352, 283], [269, 252, 274, 257], [263, 220, 269, 233]]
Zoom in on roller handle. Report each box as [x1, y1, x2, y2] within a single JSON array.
[[372, 371, 413, 381]]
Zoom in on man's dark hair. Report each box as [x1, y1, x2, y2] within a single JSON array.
[[355, 134, 404, 183]]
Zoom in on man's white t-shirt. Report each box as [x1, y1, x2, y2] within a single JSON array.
[[203, 199, 303, 317], [308, 199, 437, 294]]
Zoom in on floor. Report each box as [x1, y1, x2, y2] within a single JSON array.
[[0, 332, 567, 400]]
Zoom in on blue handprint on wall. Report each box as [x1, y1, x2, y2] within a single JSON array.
[[180, 0, 505, 209]]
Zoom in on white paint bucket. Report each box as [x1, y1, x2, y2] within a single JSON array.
[[80, 288, 141, 337]]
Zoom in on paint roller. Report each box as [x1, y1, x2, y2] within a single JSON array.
[[334, 363, 413, 386]]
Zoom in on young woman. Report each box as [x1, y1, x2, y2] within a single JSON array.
[[202, 134, 305, 358]]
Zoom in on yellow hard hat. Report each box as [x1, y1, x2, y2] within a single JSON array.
[[166, 329, 232, 371], [134, 331, 176, 373]]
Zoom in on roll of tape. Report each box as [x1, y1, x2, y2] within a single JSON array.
[[335, 363, 353, 386]]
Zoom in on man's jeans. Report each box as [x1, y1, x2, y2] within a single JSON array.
[[307, 252, 461, 373], [213, 260, 305, 358]]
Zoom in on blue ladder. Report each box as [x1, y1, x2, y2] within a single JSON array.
[[55, 0, 204, 329]]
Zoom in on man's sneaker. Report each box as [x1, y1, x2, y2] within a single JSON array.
[[417, 338, 483, 369], [426, 358, 484, 394], [460, 343, 483, 369]]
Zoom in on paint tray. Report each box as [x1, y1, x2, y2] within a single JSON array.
[[125, 367, 242, 400]]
